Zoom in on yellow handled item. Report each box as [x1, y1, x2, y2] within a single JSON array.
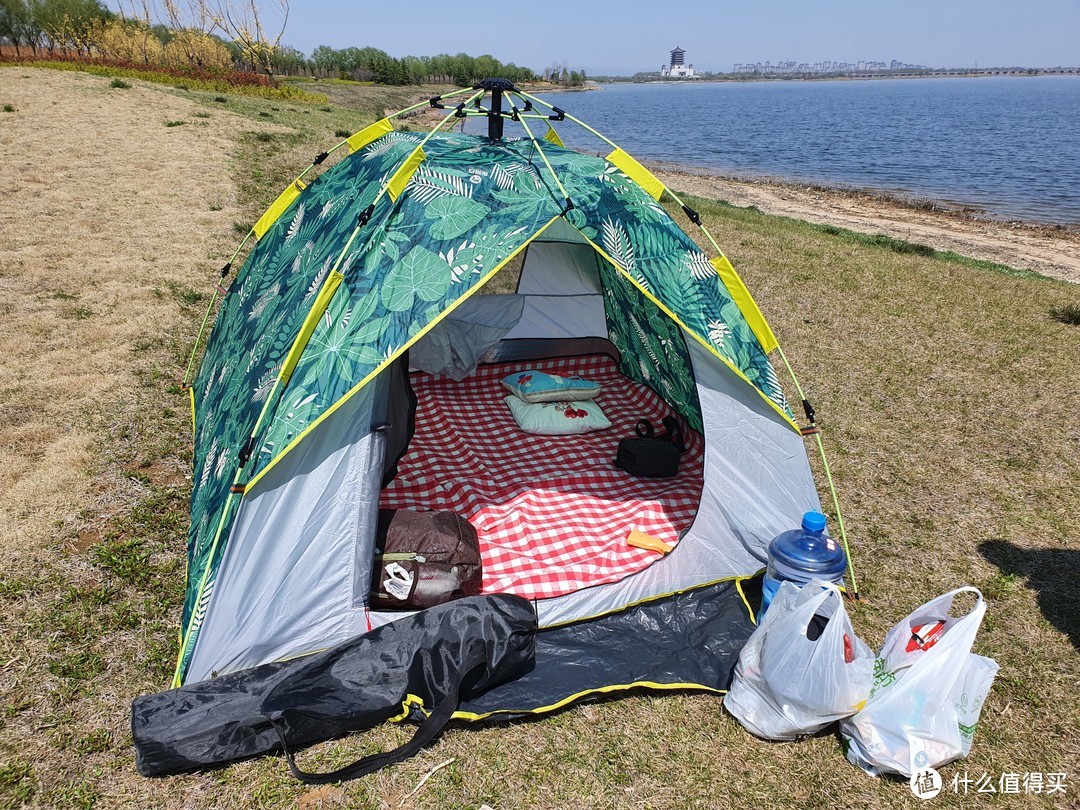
[[627, 530, 674, 555]]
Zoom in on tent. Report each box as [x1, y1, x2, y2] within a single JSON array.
[[174, 80, 852, 714]]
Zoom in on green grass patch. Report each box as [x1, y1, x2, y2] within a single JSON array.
[[193, 111, 210, 119], [164, 120, 186, 127], [68, 306, 93, 320], [73, 729, 112, 756], [109, 78, 131, 89], [2, 103, 16, 112], [334, 128, 351, 138], [165, 280, 205, 308], [0, 574, 38, 600], [41, 780, 98, 810], [47, 650, 106, 682], [1049, 302, 1080, 325], [91, 537, 154, 587], [0, 761, 36, 805], [318, 78, 376, 87]]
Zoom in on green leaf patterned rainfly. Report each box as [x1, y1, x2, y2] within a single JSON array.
[[179, 129, 789, 684]]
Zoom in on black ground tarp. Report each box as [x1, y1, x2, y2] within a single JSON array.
[[132, 578, 760, 779], [458, 575, 762, 718]]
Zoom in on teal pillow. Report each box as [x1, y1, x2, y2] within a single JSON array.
[[501, 370, 601, 403], [504, 396, 612, 435]]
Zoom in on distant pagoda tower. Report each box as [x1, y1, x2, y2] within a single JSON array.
[[662, 46, 695, 78]]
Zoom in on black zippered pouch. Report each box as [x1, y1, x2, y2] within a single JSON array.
[[614, 437, 683, 477], [614, 415, 685, 478]]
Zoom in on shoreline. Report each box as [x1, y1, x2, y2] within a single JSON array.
[[324, 81, 1080, 284], [646, 162, 1080, 284], [591, 70, 1080, 86]]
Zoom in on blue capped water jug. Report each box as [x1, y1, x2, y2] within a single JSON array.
[[758, 511, 847, 621]]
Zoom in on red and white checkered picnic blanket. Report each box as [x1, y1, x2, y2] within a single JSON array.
[[380, 354, 704, 600]]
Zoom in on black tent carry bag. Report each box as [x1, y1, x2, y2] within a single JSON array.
[[132, 594, 537, 782]]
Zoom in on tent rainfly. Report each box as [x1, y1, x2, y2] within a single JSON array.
[[174, 79, 854, 716]]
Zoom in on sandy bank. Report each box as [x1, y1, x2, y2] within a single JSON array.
[[651, 166, 1080, 284]]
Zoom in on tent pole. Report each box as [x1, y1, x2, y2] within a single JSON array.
[[775, 346, 859, 599], [182, 87, 479, 390], [488, 83, 505, 140], [506, 91, 573, 211]]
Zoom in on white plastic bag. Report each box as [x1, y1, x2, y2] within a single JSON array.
[[725, 580, 874, 741], [841, 587, 999, 777]]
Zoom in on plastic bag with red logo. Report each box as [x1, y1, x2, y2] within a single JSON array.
[[841, 587, 999, 777], [725, 580, 874, 741]]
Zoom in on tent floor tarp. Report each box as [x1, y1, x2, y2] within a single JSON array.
[[380, 354, 705, 600], [456, 575, 763, 719]]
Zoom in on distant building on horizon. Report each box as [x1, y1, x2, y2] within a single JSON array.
[[732, 58, 928, 75], [660, 46, 696, 78]]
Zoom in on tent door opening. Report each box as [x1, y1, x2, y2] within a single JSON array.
[[378, 234, 707, 602]]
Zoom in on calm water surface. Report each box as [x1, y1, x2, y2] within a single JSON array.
[[513, 77, 1080, 225]]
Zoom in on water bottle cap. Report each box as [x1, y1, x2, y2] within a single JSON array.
[[801, 511, 827, 533]]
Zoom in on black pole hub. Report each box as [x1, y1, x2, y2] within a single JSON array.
[[474, 78, 518, 141], [476, 77, 516, 92]]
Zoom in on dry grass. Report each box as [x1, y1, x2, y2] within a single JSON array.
[[0, 68, 245, 560], [0, 67, 1077, 809]]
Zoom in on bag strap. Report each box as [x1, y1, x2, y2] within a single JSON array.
[[634, 416, 687, 453], [944, 586, 984, 614], [265, 642, 488, 784], [659, 416, 686, 453], [770, 580, 845, 634]]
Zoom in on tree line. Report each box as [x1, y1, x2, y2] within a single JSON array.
[[0, 0, 239, 69], [0, 0, 587, 86], [307, 46, 538, 86]]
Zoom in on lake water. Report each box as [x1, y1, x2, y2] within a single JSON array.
[[493, 77, 1080, 225]]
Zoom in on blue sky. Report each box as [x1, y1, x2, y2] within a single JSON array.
[[276, 0, 1080, 74], [109, 1, 1080, 74]]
